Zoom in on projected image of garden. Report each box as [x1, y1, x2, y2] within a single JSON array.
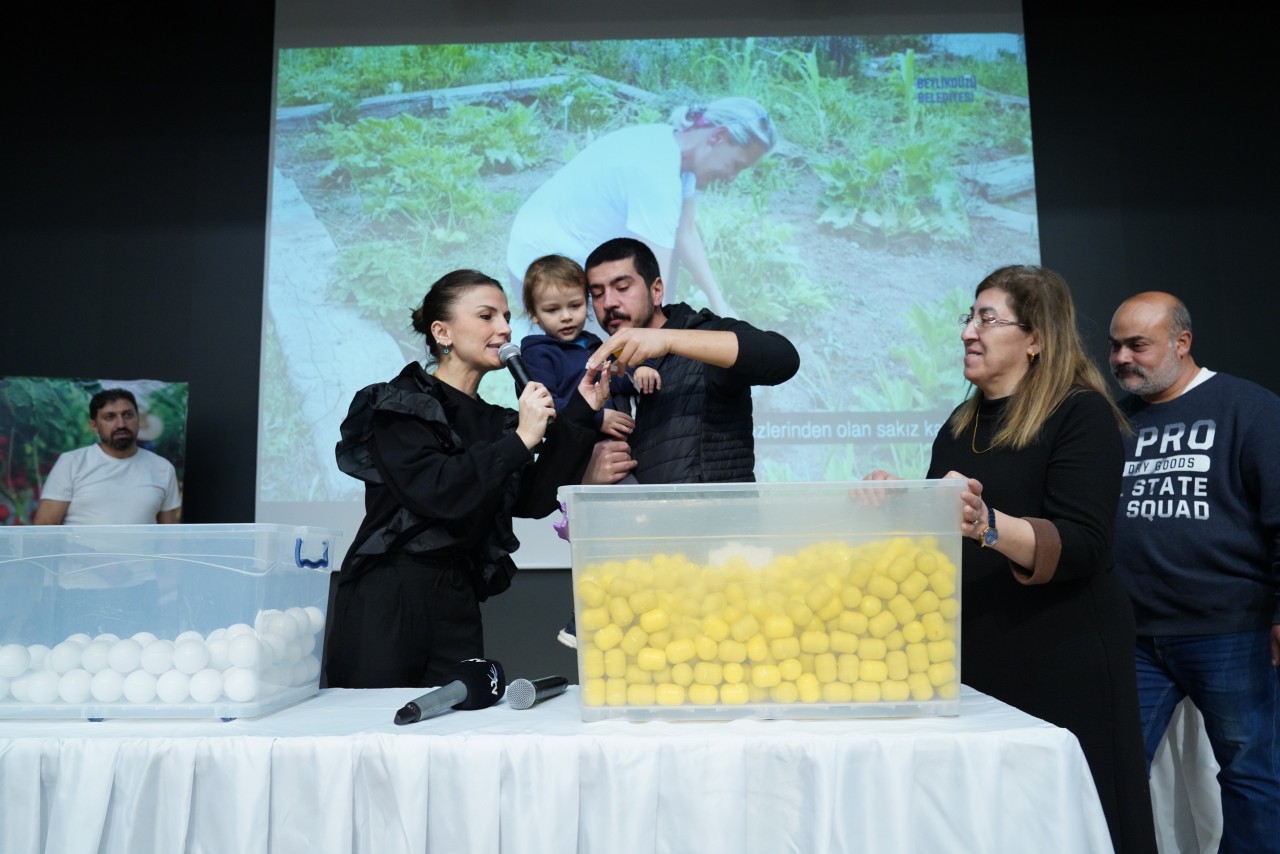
[[263, 34, 1038, 502]]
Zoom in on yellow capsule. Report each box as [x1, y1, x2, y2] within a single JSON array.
[[730, 613, 760, 643], [720, 682, 750, 704], [582, 678, 607, 706], [799, 630, 830, 654], [670, 662, 694, 687], [887, 595, 916, 624], [648, 630, 672, 649], [847, 559, 873, 588], [804, 582, 835, 612], [770, 682, 800, 704], [778, 658, 803, 681], [886, 650, 909, 681], [580, 606, 610, 631], [836, 610, 869, 635], [882, 680, 911, 702], [912, 590, 941, 614], [928, 661, 957, 687], [762, 613, 795, 639], [785, 600, 815, 626], [901, 620, 926, 644], [822, 681, 854, 703], [639, 607, 670, 633], [577, 578, 607, 607], [922, 611, 947, 641], [939, 598, 960, 619], [609, 577, 637, 598], [927, 639, 957, 663], [906, 643, 930, 673], [908, 672, 935, 701], [840, 586, 863, 609], [837, 653, 860, 683], [665, 637, 696, 664], [604, 647, 628, 678], [605, 678, 628, 706], [627, 683, 656, 706], [815, 597, 843, 622], [884, 629, 906, 651], [700, 614, 730, 642], [898, 570, 929, 600], [751, 663, 782, 688], [620, 625, 649, 657], [582, 646, 605, 679], [859, 596, 883, 618], [915, 549, 940, 574], [628, 589, 658, 615], [695, 635, 719, 661], [593, 623, 623, 651], [812, 652, 836, 683], [852, 681, 882, 703], [745, 634, 770, 663], [857, 637, 887, 660], [887, 554, 916, 583], [637, 647, 667, 671], [608, 598, 635, 628], [625, 665, 653, 684], [693, 661, 723, 685], [655, 683, 685, 706], [859, 659, 888, 682], [867, 610, 898, 639], [723, 661, 746, 684], [718, 638, 747, 663], [796, 673, 822, 703], [829, 630, 858, 655], [867, 575, 897, 600], [770, 636, 800, 660], [938, 681, 960, 700], [929, 571, 956, 599], [689, 683, 719, 705]]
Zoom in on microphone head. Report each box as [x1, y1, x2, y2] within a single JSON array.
[[498, 342, 521, 366], [506, 678, 538, 711], [446, 658, 506, 710]]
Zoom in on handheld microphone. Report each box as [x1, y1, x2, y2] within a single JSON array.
[[393, 658, 505, 725], [499, 342, 553, 424], [506, 675, 570, 710]]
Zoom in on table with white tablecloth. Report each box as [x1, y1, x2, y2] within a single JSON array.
[[0, 686, 1114, 854]]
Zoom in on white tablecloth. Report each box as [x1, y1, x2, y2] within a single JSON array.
[[0, 686, 1113, 854]]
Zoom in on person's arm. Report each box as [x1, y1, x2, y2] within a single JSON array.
[[671, 195, 731, 316], [593, 327, 739, 371], [157, 507, 180, 524], [33, 499, 69, 525]]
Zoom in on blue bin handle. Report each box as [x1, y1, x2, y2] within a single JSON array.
[[295, 538, 330, 569]]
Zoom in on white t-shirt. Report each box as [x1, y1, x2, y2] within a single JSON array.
[[41, 444, 181, 524], [506, 124, 686, 284]]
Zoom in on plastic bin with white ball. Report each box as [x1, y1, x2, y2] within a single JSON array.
[[0, 523, 340, 719]]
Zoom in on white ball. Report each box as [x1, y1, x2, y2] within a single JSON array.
[[79, 641, 112, 674], [123, 670, 158, 704], [0, 643, 31, 678], [66, 633, 92, 646], [27, 644, 50, 669], [92, 633, 120, 645], [156, 670, 190, 704], [90, 669, 125, 703], [223, 667, 258, 702], [298, 654, 321, 684], [131, 631, 158, 646], [225, 622, 255, 639], [254, 610, 280, 633], [27, 670, 60, 704], [286, 607, 311, 636], [207, 627, 227, 642], [303, 606, 325, 635], [0, 674, 9, 700], [206, 637, 231, 671], [228, 635, 261, 669], [173, 641, 210, 675], [48, 641, 84, 674], [139, 640, 175, 675], [258, 632, 287, 665], [188, 668, 223, 704], [267, 613, 298, 640], [174, 630, 204, 646], [11, 674, 31, 702], [108, 639, 143, 674], [297, 633, 316, 658], [58, 669, 94, 704]]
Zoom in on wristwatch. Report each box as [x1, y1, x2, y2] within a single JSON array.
[[978, 506, 998, 548]]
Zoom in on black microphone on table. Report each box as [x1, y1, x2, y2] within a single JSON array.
[[394, 658, 506, 725], [499, 342, 554, 425], [505, 675, 569, 710]]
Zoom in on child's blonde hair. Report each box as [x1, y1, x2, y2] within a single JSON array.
[[522, 254, 588, 318]]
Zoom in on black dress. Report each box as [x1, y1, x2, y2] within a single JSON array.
[[928, 389, 1156, 854], [324, 363, 597, 688]]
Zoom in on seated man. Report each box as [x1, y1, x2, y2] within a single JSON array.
[[34, 388, 181, 524]]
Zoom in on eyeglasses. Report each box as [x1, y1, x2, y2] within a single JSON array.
[[959, 312, 1030, 331]]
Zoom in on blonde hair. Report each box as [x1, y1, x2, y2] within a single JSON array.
[[521, 254, 587, 318], [668, 97, 778, 151], [949, 265, 1127, 449]]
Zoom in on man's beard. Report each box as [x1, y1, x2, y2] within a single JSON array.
[[1113, 361, 1179, 397], [107, 431, 135, 451]]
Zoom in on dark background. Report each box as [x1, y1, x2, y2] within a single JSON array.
[[4, 5, 1273, 680]]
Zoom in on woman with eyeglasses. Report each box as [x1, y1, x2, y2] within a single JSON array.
[[505, 97, 776, 318], [868, 265, 1156, 853]]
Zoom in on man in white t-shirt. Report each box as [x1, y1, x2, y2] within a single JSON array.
[[34, 388, 181, 525]]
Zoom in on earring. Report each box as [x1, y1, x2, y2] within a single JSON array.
[[1028, 352, 1039, 365], [436, 340, 450, 356]]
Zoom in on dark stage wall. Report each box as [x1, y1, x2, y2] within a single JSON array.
[[3, 6, 1274, 679]]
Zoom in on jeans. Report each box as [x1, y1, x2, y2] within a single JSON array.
[[1136, 631, 1280, 854]]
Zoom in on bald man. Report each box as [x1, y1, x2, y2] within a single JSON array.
[[1109, 291, 1280, 850]]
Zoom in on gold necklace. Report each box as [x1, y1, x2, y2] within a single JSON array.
[[970, 410, 995, 454]]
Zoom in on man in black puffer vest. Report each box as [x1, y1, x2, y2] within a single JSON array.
[[581, 237, 800, 484]]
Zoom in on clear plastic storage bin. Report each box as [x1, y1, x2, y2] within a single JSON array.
[[559, 481, 963, 721], [0, 523, 340, 719]]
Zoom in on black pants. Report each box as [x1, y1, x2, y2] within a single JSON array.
[[322, 554, 484, 689]]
